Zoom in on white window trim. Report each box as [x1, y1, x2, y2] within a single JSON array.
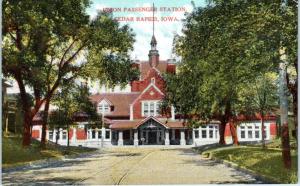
[[199, 124, 219, 140], [238, 122, 270, 141], [98, 100, 111, 114], [141, 100, 161, 117]]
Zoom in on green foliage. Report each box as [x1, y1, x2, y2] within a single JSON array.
[[165, 1, 296, 127], [2, 0, 138, 145], [48, 80, 100, 129], [237, 72, 278, 116]]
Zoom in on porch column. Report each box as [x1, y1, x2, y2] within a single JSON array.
[[53, 129, 56, 141], [180, 129, 186, 145], [134, 130, 139, 146], [172, 129, 175, 140], [101, 127, 105, 140], [156, 130, 160, 144], [59, 128, 63, 142], [96, 128, 99, 139], [118, 131, 123, 146], [165, 129, 170, 145]]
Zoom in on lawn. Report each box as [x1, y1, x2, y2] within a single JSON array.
[[204, 144, 298, 183], [2, 134, 97, 168]]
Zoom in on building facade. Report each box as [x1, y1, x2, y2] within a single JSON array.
[[31, 35, 277, 147]]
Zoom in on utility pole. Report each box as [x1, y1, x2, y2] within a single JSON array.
[[279, 47, 292, 169], [279, 0, 292, 169]]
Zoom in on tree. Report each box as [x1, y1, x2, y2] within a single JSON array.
[[48, 81, 100, 147], [237, 72, 278, 148], [167, 0, 294, 168], [165, 1, 280, 145], [2, 0, 137, 147]]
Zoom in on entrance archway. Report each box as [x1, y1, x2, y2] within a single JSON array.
[[138, 118, 167, 145]]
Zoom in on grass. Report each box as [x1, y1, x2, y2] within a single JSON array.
[[2, 134, 97, 168], [203, 142, 298, 184]]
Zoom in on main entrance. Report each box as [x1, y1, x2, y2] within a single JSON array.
[[138, 118, 167, 145], [148, 131, 157, 144]]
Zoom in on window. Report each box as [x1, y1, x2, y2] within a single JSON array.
[[99, 103, 110, 113], [98, 130, 102, 139], [209, 126, 214, 138], [142, 101, 161, 117], [214, 126, 219, 139], [143, 102, 149, 116], [92, 130, 96, 139], [62, 131, 67, 140], [201, 126, 207, 138], [156, 102, 161, 115], [194, 130, 199, 139], [49, 131, 53, 140], [150, 102, 155, 116], [247, 126, 253, 139], [255, 126, 260, 138], [105, 130, 110, 139], [240, 126, 245, 139], [199, 125, 219, 139], [98, 100, 111, 113], [239, 123, 268, 140]]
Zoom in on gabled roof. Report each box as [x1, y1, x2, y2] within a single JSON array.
[[109, 117, 188, 130], [90, 93, 140, 117], [134, 116, 169, 129], [131, 83, 164, 105], [138, 60, 169, 80]]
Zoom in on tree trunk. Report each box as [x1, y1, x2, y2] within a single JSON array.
[[219, 121, 226, 144], [261, 113, 266, 149], [292, 92, 297, 140], [55, 127, 59, 144], [279, 49, 291, 169], [40, 98, 50, 149], [15, 72, 33, 147], [229, 119, 238, 145], [22, 110, 32, 147]]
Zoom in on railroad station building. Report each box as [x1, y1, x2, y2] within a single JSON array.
[[31, 34, 277, 147]]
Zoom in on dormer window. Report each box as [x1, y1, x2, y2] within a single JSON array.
[[98, 99, 111, 114]]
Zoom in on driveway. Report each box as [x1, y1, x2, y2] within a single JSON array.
[[2, 147, 261, 185]]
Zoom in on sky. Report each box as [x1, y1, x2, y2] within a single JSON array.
[[7, 0, 207, 94], [87, 0, 206, 61]]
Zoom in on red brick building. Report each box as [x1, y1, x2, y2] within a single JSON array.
[[32, 34, 277, 147]]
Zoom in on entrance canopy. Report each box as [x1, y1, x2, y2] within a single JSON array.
[[110, 116, 186, 130], [138, 117, 167, 130]]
